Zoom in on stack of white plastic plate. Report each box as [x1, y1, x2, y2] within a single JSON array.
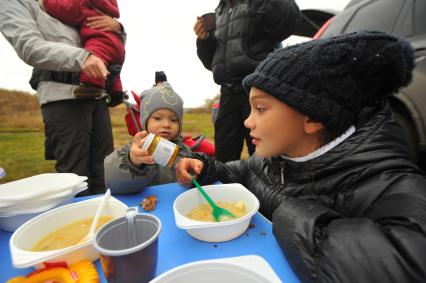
[[0, 173, 88, 232]]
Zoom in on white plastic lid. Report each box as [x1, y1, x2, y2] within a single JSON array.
[[0, 182, 87, 214]]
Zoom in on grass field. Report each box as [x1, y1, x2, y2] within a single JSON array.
[[0, 89, 221, 184]]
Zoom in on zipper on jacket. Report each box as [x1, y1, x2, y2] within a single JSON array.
[[280, 161, 286, 185]]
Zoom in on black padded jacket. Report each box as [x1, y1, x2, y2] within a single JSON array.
[[196, 0, 300, 85], [193, 103, 426, 283]]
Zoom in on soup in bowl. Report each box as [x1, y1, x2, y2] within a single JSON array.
[[10, 196, 127, 268], [173, 183, 260, 242]]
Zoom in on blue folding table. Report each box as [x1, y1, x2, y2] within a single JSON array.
[[0, 182, 300, 282]]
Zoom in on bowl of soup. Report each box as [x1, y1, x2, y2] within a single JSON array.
[[173, 183, 259, 242], [9, 196, 128, 268]]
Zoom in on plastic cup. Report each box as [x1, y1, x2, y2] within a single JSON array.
[[93, 213, 162, 283], [201, 13, 216, 32]]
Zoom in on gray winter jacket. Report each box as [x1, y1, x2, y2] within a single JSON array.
[[0, 0, 89, 105], [104, 136, 191, 194]]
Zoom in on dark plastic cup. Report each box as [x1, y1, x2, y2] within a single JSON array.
[[201, 12, 216, 32], [93, 213, 162, 283]]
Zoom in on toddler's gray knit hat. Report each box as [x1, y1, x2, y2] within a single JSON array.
[[243, 31, 414, 135], [139, 82, 184, 135]]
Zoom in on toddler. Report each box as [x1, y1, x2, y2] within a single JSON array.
[[105, 82, 191, 194]]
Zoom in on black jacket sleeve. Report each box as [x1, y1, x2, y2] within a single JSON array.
[[257, 0, 301, 41], [196, 36, 217, 71], [190, 152, 249, 186], [272, 175, 426, 283]]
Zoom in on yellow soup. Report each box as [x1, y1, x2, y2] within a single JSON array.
[[187, 201, 246, 222], [31, 216, 113, 251]]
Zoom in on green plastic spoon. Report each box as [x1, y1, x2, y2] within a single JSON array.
[[190, 174, 236, 222]]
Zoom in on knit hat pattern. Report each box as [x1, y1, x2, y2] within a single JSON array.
[[243, 31, 414, 133], [140, 82, 184, 135]]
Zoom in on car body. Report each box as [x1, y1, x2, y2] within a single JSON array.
[[295, 0, 426, 163]]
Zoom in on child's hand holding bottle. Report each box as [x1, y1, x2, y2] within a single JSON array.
[[129, 131, 155, 166], [130, 131, 180, 167]]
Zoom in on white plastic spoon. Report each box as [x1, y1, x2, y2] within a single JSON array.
[[78, 189, 111, 244]]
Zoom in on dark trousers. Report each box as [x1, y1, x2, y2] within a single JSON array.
[[214, 88, 255, 162], [41, 98, 114, 195]]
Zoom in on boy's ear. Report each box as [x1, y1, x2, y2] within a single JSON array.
[[304, 117, 324, 134]]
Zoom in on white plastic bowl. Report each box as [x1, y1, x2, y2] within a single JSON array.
[[173, 183, 259, 242], [9, 196, 128, 268], [149, 255, 281, 283], [0, 183, 88, 232], [0, 173, 87, 204], [0, 182, 87, 213], [0, 198, 74, 232]]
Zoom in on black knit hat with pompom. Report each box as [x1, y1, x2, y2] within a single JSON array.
[[243, 31, 414, 134]]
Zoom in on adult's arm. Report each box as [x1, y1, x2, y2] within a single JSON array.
[[196, 37, 217, 71], [257, 0, 301, 41], [272, 175, 426, 283], [0, 0, 88, 71]]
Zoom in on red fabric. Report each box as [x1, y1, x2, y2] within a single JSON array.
[[125, 91, 142, 136], [313, 17, 334, 39], [79, 31, 124, 91], [90, 0, 119, 18], [43, 0, 125, 92], [183, 135, 215, 157]]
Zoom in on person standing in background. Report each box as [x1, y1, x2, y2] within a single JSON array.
[[39, 0, 126, 104], [194, 0, 300, 162], [0, 0, 123, 195]]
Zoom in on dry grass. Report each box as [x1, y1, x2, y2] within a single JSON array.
[[0, 89, 44, 130], [0, 89, 249, 184]]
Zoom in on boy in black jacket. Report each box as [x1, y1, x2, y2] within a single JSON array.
[[176, 31, 426, 283]]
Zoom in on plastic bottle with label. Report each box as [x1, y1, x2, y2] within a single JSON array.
[[141, 133, 179, 167]]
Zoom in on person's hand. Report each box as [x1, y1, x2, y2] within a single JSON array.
[[175, 158, 204, 187], [86, 15, 122, 32], [129, 131, 155, 166], [82, 54, 109, 80], [194, 16, 209, 40]]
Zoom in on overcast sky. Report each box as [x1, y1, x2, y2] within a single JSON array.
[[0, 0, 349, 108]]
